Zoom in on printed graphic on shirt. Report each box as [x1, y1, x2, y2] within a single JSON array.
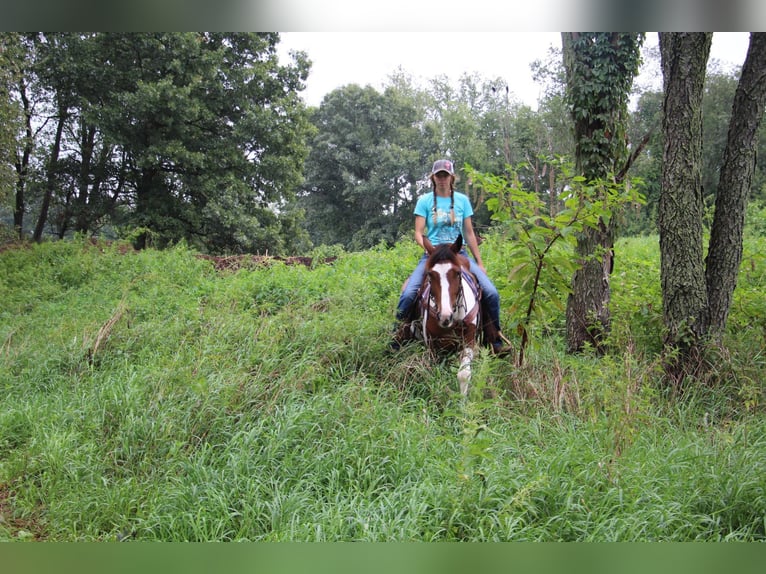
[[431, 206, 462, 244]]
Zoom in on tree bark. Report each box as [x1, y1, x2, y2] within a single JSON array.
[[561, 32, 642, 353], [565, 221, 614, 351], [705, 33, 766, 339], [658, 33, 712, 346]]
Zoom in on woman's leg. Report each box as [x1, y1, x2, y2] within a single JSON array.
[[396, 254, 428, 321]]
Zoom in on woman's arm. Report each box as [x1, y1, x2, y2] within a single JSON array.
[[414, 215, 427, 250]]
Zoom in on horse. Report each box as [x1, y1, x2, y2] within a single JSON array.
[[416, 234, 483, 396]]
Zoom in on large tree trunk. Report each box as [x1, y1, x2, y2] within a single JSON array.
[[705, 33, 766, 339], [658, 33, 712, 347], [561, 32, 642, 353]]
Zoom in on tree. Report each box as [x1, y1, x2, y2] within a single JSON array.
[[659, 32, 766, 373], [658, 32, 713, 350], [6, 33, 129, 241], [92, 33, 313, 252], [624, 58, 766, 238], [300, 83, 423, 250], [7, 33, 313, 253], [625, 89, 663, 235], [424, 72, 569, 231], [300, 70, 568, 251], [527, 46, 576, 217], [0, 34, 22, 209], [701, 70, 739, 205], [705, 33, 766, 340], [561, 32, 644, 353], [31, 33, 81, 243]]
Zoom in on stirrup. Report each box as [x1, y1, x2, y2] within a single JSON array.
[[491, 332, 514, 357], [491, 341, 514, 357]]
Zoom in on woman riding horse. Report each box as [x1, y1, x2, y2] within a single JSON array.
[[391, 158, 512, 356]]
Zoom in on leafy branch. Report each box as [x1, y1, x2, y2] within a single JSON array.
[[467, 158, 645, 365]]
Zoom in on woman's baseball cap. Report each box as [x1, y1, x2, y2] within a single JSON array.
[[430, 159, 455, 176]]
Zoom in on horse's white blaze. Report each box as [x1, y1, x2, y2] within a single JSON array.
[[432, 262, 454, 325]]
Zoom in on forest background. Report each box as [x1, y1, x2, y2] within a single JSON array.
[[2, 32, 763, 254]]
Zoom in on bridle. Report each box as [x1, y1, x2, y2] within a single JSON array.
[[426, 270, 478, 318], [421, 265, 481, 345]]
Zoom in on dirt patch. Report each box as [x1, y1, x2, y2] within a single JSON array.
[[0, 239, 336, 273], [196, 254, 337, 272], [0, 482, 47, 540]]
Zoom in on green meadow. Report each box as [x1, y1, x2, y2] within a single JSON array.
[[1, 235, 764, 541]]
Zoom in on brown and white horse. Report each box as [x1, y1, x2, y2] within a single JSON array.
[[419, 235, 482, 395]]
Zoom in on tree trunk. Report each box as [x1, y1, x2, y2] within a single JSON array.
[[33, 109, 66, 242], [13, 77, 33, 239], [658, 33, 712, 346], [561, 32, 643, 353], [566, 222, 614, 351], [705, 33, 766, 339], [73, 120, 95, 234]]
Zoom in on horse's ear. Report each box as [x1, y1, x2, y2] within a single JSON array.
[[423, 238, 435, 254], [452, 234, 463, 253]]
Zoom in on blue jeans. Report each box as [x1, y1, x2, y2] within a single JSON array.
[[396, 251, 501, 334]]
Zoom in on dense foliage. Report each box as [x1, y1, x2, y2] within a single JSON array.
[[468, 159, 645, 364], [0, 234, 764, 541], [3, 33, 313, 253], [299, 84, 424, 250]]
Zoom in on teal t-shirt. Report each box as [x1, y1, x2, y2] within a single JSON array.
[[414, 191, 473, 246]]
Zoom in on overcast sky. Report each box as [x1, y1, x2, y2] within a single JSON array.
[[277, 32, 752, 109]]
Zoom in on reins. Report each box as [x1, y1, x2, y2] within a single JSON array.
[[459, 270, 481, 324]]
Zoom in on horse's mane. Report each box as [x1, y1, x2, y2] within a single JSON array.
[[426, 242, 471, 272]]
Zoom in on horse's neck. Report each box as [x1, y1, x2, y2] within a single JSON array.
[[456, 271, 479, 322]]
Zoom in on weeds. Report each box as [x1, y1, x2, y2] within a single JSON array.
[[0, 235, 764, 540]]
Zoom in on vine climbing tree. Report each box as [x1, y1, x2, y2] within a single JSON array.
[[560, 33, 644, 353]]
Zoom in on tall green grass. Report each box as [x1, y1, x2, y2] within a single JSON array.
[[0, 236, 764, 541]]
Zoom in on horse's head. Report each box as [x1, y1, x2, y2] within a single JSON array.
[[423, 235, 467, 329]]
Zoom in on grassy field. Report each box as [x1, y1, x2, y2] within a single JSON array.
[[0, 234, 765, 541]]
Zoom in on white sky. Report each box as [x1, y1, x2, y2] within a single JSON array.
[[277, 32, 752, 109]]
